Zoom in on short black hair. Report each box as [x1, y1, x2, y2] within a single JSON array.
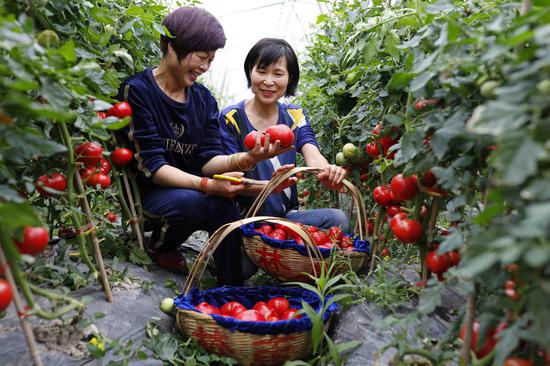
[[244, 38, 300, 97], [160, 6, 226, 61]]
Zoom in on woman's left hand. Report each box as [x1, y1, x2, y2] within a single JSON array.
[[317, 164, 347, 190], [272, 164, 298, 193]]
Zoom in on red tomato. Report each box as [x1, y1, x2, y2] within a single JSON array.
[[111, 148, 133, 167], [426, 251, 451, 274], [253, 301, 274, 318], [505, 280, 520, 301], [281, 308, 301, 320], [380, 136, 397, 153], [422, 170, 437, 187], [98, 158, 111, 175], [256, 224, 273, 235], [311, 231, 330, 246], [302, 189, 310, 197], [221, 301, 246, 317], [108, 101, 132, 118], [97, 111, 107, 119], [15, 226, 49, 256], [75, 142, 103, 166], [236, 309, 266, 322], [306, 225, 318, 234], [195, 302, 221, 315], [0, 279, 13, 312], [365, 142, 379, 157], [390, 174, 419, 202], [360, 173, 369, 182], [380, 247, 390, 257], [79, 166, 97, 182], [35, 172, 67, 196], [386, 205, 402, 217], [367, 220, 374, 235], [372, 124, 381, 136], [265, 124, 294, 147], [87, 173, 111, 189], [415, 98, 439, 110], [328, 226, 343, 243], [266, 315, 280, 322], [373, 185, 393, 206], [448, 251, 461, 266], [390, 213, 423, 243], [267, 297, 290, 317], [340, 236, 354, 249], [269, 229, 286, 240], [503, 358, 534, 366], [105, 212, 117, 223], [244, 130, 266, 150], [459, 321, 506, 359]]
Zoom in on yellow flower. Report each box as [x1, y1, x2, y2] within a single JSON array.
[[89, 337, 105, 351]]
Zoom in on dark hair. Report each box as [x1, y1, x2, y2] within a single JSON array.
[[160, 6, 226, 60], [244, 38, 300, 97]]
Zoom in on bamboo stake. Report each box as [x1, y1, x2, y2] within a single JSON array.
[[461, 289, 477, 364], [0, 245, 43, 366], [74, 172, 113, 303], [121, 170, 147, 272]]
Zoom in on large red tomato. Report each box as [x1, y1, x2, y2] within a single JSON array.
[[221, 301, 246, 317], [328, 226, 343, 243], [75, 142, 103, 166], [195, 302, 221, 315], [426, 251, 451, 274], [0, 279, 13, 311], [15, 226, 49, 256], [373, 186, 393, 206], [244, 130, 266, 150], [269, 229, 287, 240], [390, 174, 419, 201], [35, 172, 67, 196], [256, 224, 273, 236], [87, 173, 111, 189], [311, 231, 331, 246], [111, 148, 133, 167], [267, 297, 290, 317], [390, 213, 423, 243], [236, 309, 266, 322], [107, 101, 132, 118], [365, 142, 379, 157], [281, 308, 301, 320], [253, 301, 274, 318], [265, 124, 294, 147]]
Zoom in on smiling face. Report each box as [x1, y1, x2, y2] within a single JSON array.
[[167, 46, 216, 88], [250, 56, 289, 105]]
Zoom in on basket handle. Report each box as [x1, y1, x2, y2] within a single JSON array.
[[245, 166, 369, 241], [182, 216, 324, 295]]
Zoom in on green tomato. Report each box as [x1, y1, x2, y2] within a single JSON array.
[[36, 30, 59, 48], [537, 80, 550, 95], [160, 298, 175, 314], [345, 71, 360, 86], [480, 80, 501, 98], [342, 143, 359, 161], [335, 152, 347, 166]]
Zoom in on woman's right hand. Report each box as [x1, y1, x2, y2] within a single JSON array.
[[246, 132, 294, 163], [205, 172, 247, 198]]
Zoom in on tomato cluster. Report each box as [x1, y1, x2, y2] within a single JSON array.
[[255, 223, 355, 251], [195, 297, 301, 322], [243, 125, 294, 150], [364, 123, 399, 160], [425, 248, 461, 280]]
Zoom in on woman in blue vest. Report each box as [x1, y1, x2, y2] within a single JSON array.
[[116, 9, 290, 285], [219, 38, 349, 233]]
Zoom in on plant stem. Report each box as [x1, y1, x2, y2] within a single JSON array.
[[28, 284, 84, 319], [404, 91, 413, 134], [461, 288, 477, 364]]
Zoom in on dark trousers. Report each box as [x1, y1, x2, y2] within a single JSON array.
[[142, 186, 242, 286]]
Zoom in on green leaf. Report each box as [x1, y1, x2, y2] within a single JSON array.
[[0, 185, 24, 203], [410, 71, 436, 92], [129, 248, 153, 265], [466, 103, 529, 135], [335, 340, 361, 354], [495, 133, 546, 186], [362, 37, 379, 64], [324, 333, 341, 365], [458, 252, 498, 277], [59, 39, 76, 63], [0, 202, 40, 231], [387, 72, 414, 90]]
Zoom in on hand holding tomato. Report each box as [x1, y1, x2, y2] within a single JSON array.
[[245, 131, 294, 164]]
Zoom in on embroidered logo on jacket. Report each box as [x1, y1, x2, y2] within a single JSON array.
[[162, 138, 197, 156], [170, 122, 185, 138]]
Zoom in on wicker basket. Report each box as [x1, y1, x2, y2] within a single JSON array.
[[175, 218, 333, 366], [242, 167, 370, 282]]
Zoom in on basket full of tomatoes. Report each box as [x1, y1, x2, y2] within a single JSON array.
[[241, 167, 370, 282], [174, 219, 338, 366]]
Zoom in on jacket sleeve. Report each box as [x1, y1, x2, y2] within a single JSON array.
[[121, 83, 167, 180], [218, 108, 244, 155], [196, 93, 224, 167], [293, 109, 319, 153]]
